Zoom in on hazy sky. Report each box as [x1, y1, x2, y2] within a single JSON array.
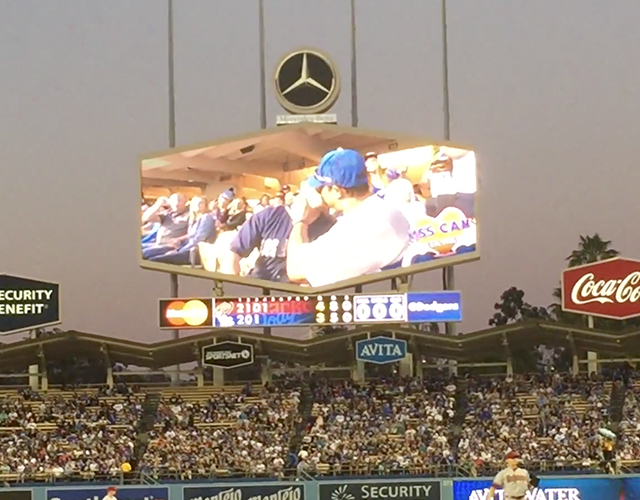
[[2, 0, 640, 343]]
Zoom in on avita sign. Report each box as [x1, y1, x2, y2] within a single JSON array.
[[561, 257, 640, 319]]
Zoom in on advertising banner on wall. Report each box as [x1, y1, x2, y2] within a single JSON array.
[[0, 274, 60, 335], [47, 487, 168, 500], [453, 477, 640, 500], [0, 491, 33, 500], [184, 485, 304, 500], [319, 481, 440, 500]]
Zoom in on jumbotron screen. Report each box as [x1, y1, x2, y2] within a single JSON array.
[[158, 292, 462, 329], [140, 124, 478, 293]]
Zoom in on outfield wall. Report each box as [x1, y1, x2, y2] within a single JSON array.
[[1, 474, 637, 500]]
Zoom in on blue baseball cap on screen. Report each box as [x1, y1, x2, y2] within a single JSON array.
[[307, 148, 369, 189]]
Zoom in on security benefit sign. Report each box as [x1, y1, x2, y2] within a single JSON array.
[[184, 484, 304, 500], [356, 336, 407, 364], [202, 341, 254, 369], [0, 274, 60, 335], [0, 490, 32, 500], [46, 487, 168, 500], [320, 482, 440, 500]]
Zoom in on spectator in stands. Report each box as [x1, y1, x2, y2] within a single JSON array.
[[0, 388, 142, 479], [141, 193, 189, 258], [253, 194, 271, 215], [146, 196, 215, 265], [457, 373, 607, 472], [140, 383, 299, 478], [302, 378, 455, 475]]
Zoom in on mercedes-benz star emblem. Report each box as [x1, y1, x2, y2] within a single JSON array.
[[274, 49, 340, 115]]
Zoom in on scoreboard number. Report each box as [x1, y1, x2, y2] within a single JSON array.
[[389, 302, 405, 320]]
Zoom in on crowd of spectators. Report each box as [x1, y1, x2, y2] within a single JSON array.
[[140, 187, 292, 272], [298, 378, 455, 475], [0, 386, 142, 479], [0, 371, 633, 482], [457, 373, 610, 472], [615, 381, 640, 460], [139, 382, 300, 479]]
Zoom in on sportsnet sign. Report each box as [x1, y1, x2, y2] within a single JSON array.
[[183, 485, 303, 500], [319, 481, 440, 500]]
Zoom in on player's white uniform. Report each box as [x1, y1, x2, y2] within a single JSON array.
[[103, 496, 117, 500], [491, 467, 530, 499]]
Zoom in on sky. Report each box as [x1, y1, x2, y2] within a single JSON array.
[[1, 0, 640, 343]]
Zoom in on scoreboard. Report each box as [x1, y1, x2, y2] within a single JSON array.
[[159, 291, 462, 329]]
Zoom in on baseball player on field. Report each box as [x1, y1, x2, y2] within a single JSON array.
[[486, 451, 540, 500]]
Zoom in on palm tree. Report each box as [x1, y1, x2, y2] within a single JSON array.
[[566, 234, 619, 267]]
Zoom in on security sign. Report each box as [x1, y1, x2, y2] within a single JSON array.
[[202, 341, 254, 369], [0, 274, 61, 335], [159, 298, 213, 329]]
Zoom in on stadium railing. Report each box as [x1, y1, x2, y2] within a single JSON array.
[[4, 460, 640, 484]]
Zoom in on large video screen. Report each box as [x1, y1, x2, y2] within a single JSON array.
[[140, 124, 478, 293]]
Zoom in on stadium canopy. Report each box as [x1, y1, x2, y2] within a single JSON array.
[[0, 320, 636, 371]]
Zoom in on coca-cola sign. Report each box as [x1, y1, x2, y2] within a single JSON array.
[[561, 257, 640, 319]]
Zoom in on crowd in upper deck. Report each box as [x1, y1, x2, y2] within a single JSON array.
[[0, 369, 636, 481]]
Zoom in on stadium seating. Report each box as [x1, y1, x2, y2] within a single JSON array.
[[0, 371, 636, 482], [139, 383, 300, 479], [0, 387, 143, 481], [457, 374, 610, 474]]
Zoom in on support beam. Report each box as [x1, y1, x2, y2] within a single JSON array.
[[37, 345, 48, 392], [273, 130, 329, 163], [101, 344, 113, 388], [157, 154, 289, 177], [192, 342, 204, 387], [501, 332, 513, 377], [568, 333, 579, 375]]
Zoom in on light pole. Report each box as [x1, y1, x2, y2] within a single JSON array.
[[167, 0, 180, 382], [258, 0, 267, 129], [350, 0, 358, 127], [440, 0, 457, 343]]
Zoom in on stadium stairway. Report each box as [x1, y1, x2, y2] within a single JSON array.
[[608, 380, 627, 432], [132, 392, 162, 467], [288, 381, 314, 460], [449, 377, 468, 450]]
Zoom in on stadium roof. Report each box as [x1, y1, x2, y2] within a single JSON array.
[[0, 320, 637, 371]]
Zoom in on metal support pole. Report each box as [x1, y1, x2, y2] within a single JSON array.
[[258, 0, 270, 338], [168, 0, 180, 384], [350, 0, 358, 127], [441, 0, 455, 337], [258, 0, 267, 129], [440, 0, 457, 377]]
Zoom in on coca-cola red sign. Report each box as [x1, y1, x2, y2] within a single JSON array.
[[561, 257, 640, 319]]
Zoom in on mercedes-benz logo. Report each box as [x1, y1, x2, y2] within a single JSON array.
[[274, 49, 340, 115]]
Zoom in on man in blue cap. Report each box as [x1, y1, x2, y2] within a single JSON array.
[[286, 148, 410, 287]]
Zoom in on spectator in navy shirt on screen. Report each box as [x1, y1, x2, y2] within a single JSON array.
[[146, 196, 216, 265], [221, 194, 335, 282]]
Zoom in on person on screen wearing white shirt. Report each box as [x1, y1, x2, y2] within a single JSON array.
[[419, 149, 476, 217], [382, 177, 426, 230], [286, 148, 410, 287]]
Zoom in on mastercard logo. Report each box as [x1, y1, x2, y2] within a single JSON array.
[[164, 299, 210, 327]]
